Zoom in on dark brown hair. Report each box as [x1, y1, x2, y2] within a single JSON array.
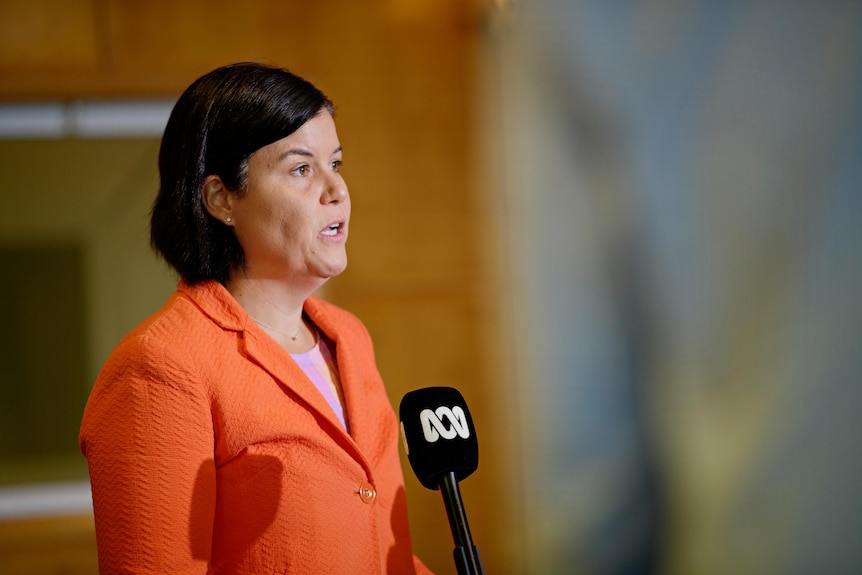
[[150, 62, 334, 284]]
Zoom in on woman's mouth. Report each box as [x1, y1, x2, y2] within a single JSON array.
[[321, 221, 345, 237]]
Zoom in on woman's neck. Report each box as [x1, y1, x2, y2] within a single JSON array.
[[226, 274, 323, 352]]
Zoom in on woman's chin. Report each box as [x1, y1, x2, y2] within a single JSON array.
[[314, 258, 348, 281]]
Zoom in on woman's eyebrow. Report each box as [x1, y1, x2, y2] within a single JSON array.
[[278, 145, 342, 161], [278, 147, 314, 161]]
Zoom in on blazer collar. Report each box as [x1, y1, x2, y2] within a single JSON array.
[[177, 280, 369, 457]]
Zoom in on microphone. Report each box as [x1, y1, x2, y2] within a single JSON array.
[[399, 387, 484, 575]]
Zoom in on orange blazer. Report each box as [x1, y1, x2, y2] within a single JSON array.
[[80, 280, 434, 574]]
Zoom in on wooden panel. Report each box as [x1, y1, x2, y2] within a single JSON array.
[[0, 514, 98, 574], [0, 0, 102, 72], [0, 1, 513, 573], [101, 0, 319, 96], [0, 0, 485, 99]]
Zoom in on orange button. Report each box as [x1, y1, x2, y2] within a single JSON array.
[[359, 482, 376, 504]]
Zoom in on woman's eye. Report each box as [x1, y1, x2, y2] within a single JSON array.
[[331, 160, 342, 173], [293, 165, 309, 176]]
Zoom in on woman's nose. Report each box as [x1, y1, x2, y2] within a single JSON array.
[[322, 172, 348, 204]]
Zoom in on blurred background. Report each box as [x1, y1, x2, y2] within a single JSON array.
[[1, 1, 861, 574]]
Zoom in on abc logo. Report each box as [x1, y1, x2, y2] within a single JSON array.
[[420, 405, 471, 442]]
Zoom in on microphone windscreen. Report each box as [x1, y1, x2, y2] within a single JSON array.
[[399, 386, 479, 490]]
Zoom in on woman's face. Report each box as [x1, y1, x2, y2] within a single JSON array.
[[229, 110, 350, 285]]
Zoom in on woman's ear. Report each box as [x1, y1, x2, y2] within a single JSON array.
[[201, 175, 235, 225]]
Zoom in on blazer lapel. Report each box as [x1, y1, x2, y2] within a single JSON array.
[[181, 280, 353, 444], [240, 326, 345, 429], [303, 298, 379, 454], [182, 280, 378, 475]]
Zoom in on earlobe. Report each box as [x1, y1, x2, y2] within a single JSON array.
[[201, 175, 234, 224]]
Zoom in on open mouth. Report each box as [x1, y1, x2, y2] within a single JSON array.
[[321, 222, 343, 237]]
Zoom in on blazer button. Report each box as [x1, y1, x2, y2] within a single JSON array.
[[359, 482, 377, 504]]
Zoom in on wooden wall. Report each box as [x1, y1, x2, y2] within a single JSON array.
[[0, 1, 517, 574]]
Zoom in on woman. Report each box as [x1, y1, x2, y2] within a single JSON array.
[[80, 62, 434, 574]]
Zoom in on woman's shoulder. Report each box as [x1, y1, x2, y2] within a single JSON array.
[[100, 288, 227, 380]]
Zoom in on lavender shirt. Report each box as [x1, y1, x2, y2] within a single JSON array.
[[290, 328, 349, 431]]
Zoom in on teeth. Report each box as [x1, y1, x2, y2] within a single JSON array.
[[322, 224, 339, 236]]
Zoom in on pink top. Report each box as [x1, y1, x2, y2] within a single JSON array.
[[291, 328, 349, 432]]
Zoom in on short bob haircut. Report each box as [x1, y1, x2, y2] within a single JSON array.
[[151, 62, 334, 285]]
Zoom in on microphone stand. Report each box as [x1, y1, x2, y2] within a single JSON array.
[[439, 471, 484, 575]]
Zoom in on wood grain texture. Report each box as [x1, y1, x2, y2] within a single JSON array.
[[0, 1, 512, 573]]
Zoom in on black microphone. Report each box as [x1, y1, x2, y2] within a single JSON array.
[[399, 387, 484, 575]]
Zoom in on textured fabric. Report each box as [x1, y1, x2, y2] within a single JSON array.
[[80, 280, 433, 575]]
